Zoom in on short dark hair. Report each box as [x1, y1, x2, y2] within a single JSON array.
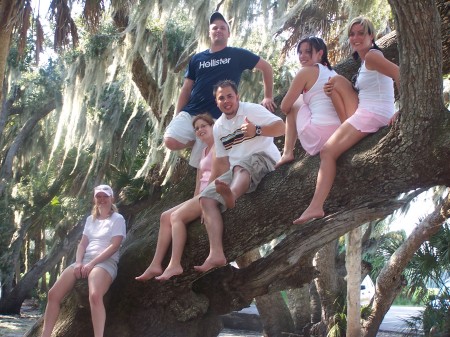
[[213, 80, 238, 97]]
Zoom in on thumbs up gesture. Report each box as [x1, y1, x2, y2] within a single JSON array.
[[241, 116, 256, 137]]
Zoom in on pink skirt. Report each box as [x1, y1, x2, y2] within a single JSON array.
[[346, 107, 390, 133], [296, 104, 340, 156]]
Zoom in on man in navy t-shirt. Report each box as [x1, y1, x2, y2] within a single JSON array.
[[163, 12, 276, 168]]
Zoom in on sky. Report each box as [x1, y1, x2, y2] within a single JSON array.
[[388, 189, 443, 235]]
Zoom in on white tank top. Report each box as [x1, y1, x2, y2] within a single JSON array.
[[356, 49, 395, 118]]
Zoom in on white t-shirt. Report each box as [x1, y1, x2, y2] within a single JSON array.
[[82, 212, 126, 263], [214, 102, 282, 166]]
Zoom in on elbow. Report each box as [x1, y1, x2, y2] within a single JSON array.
[[280, 102, 290, 116]]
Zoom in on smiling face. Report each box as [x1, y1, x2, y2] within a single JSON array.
[[194, 118, 213, 143], [348, 23, 374, 54], [209, 19, 230, 46], [94, 192, 113, 209], [297, 41, 324, 67], [215, 85, 239, 119]]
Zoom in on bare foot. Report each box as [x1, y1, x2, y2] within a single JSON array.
[[215, 180, 236, 209], [135, 264, 163, 281], [155, 265, 183, 281], [292, 206, 325, 225], [275, 152, 295, 168], [193, 256, 227, 273]]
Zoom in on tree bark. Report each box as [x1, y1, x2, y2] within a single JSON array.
[[286, 285, 311, 333], [346, 228, 362, 337], [236, 249, 295, 337], [0, 1, 21, 104], [314, 240, 339, 325]]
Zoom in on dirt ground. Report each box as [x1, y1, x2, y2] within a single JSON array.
[[0, 299, 41, 337], [0, 300, 406, 337]]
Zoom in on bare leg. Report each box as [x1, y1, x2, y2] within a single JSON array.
[[41, 267, 78, 337], [194, 197, 227, 273], [293, 123, 368, 225], [215, 166, 251, 209], [88, 267, 113, 337], [328, 75, 359, 122], [156, 197, 202, 281], [135, 204, 183, 281], [276, 109, 298, 168], [164, 137, 195, 151]]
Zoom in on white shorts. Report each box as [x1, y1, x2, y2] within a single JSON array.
[[163, 111, 205, 168], [70, 256, 118, 280]]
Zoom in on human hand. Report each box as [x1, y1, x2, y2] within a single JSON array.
[[388, 110, 400, 126], [261, 97, 277, 112], [323, 77, 334, 96], [241, 117, 256, 137], [73, 263, 82, 279], [81, 262, 94, 278]]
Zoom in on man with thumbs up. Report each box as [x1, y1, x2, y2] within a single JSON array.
[[194, 79, 285, 273]]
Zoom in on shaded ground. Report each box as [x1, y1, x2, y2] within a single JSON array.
[[0, 300, 408, 337], [0, 299, 41, 337]]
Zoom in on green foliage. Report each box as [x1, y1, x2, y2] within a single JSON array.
[[146, 13, 196, 66], [404, 293, 449, 337], [392, 289, 423, 306], [328, 311, 347, 337], [84, 23, 120, 58]]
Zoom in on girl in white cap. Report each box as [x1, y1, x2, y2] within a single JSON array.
[[41, 185, 126, 337]]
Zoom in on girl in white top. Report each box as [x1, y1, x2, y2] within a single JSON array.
[[294, 16, 400, 225], [277, 36, 341, 167], [41, 185, 126, 337]]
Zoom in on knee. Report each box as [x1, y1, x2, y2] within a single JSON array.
[[89, 290, 104, 307], [330, 75, 345, 85], [199, 197, 215, 210], [169, 211, 183, 225], [164, 137, 182, 150], [232, 165, 246, 175], [319, 144, 337, 161], [160, 211, 172, 227]]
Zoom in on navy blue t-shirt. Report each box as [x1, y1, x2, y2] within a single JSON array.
[[182, 47, 260, 119]]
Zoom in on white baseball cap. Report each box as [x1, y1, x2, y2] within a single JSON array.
[[94, 184, 113, 197]]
